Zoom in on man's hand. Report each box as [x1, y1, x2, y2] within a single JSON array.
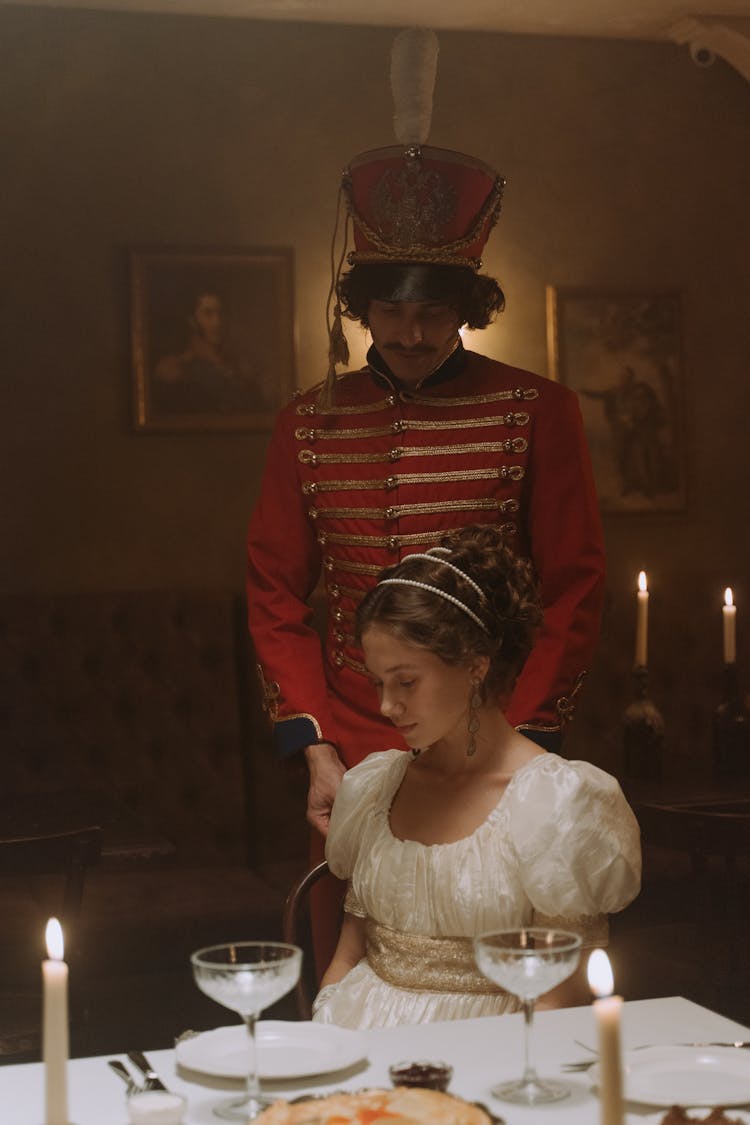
[[304, 742, 346, 837]]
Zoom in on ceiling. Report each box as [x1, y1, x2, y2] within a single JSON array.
[[4, 0, 750, 42]]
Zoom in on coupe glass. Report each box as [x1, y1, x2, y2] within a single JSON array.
[[190, 941, 302, 1121], [474, 927, 582, 1105]]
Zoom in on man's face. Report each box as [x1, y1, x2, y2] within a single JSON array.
[[367, 299, 462, 386], [191, 294, 223, 345]]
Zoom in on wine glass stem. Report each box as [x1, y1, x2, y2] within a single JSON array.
[[521, 998, 537, 1085], [243, 1013, 261, 1103]]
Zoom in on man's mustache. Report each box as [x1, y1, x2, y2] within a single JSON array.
[[382, 343, 434, 355]]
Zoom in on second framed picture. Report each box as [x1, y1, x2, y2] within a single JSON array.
[[131, 246, 295, 432], [546, 287, 687, 514]]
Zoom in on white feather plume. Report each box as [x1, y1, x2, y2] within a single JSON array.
[[390, 28, 439, 147]]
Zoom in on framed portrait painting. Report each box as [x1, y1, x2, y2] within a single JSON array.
[[131, 247, 295, 432], [546, 287, 687, 514]]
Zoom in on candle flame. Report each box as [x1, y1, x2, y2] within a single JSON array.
[[45, 917, 64, 961], [725, 587, 734, 608], [638, 571, 647, 593], [587, 948, 614, 998]]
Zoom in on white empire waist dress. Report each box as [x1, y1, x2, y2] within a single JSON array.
[[313, 750, 642, 1030]]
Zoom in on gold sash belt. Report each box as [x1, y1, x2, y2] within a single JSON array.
[[365, 919, 504, 995]]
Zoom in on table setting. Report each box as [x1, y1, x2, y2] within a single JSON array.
[[5, 916, 750, 1125]]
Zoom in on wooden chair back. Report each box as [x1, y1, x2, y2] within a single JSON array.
[[281, 860, 337, 1020]]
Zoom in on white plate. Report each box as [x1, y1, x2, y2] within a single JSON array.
[[175, 1021, 368, 1080], [592, 1045, 750, 1107]]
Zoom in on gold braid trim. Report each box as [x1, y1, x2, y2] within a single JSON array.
[[297, 397, 397, 417], [298, 439, 528, 465], [319, 529, 454, 548], [318, 525, 517, 550], [351, 250, 482, 268], [324, 557, 382, 577], [365, 919, 504, 995], [296, 423, 399, 441], [340, 652, 367, 674], [310, 498, 513, 521], [304, 468, 524, 493], [295, 414, 528, 442], [404, 387, 539, 407], [404, 413, 529, 431], [343, 176, 505, 269]]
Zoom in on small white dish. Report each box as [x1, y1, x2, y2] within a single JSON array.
[[591, 1044, 750, 1107], [126, 1089, 187, 1124]]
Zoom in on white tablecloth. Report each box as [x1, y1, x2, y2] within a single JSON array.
[[3, 996, 750, 1125]]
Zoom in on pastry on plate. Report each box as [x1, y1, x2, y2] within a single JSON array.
[[660, 1108, 745, 1125], [254, 1086, 492, 1123]]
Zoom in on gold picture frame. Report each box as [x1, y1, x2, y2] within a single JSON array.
[[546, 286, 687, 514], [131, 247, 295, 432]]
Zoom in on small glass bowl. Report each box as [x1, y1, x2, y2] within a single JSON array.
[[388, 1059, 453, 1092], [126, 1089, 187, 1124]]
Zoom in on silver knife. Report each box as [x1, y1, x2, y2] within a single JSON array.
[[687, 1041, 750, 1049], [127, 1050, 168, 1090], [630, 1041, 750, 1050]]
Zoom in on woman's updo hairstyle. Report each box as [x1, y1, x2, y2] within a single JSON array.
[[355, 524, 543, 700]]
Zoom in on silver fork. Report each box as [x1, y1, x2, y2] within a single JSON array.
[[108, 1059, 142, 1094]]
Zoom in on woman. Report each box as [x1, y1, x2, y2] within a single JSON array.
[[313, 525, 640, 1029]]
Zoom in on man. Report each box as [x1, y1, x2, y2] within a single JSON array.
[[247, 143, 606, 844], [153, 290, 266, 415]]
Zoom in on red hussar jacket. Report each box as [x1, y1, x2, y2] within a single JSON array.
[[247, 343, 605, 767]]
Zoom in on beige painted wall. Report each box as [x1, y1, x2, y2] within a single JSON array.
[[2, 6, 749, 772]]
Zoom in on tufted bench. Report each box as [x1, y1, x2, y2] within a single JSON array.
[[0, 590, 308, 1053]]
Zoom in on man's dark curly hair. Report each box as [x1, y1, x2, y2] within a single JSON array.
[[337, 264, 505, 330]]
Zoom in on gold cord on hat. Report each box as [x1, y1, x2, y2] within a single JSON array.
[[320, 182, 352, 409]]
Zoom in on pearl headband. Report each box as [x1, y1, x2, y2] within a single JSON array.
[[376, 578, 489, 632], [402, 548, 488, 605]]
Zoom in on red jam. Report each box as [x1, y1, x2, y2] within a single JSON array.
[[388, 1060, 453, 1092]]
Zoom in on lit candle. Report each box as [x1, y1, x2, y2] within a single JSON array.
[[635, 570, 649, 667], [587, 949, 624, 1125], [723, 587, 737, 665], [43, 918, 69, 1125]]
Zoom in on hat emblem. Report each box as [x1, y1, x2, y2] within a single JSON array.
[[371, 159, 456, 248]]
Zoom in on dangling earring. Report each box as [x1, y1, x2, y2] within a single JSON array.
[[467, 679, 482, 757]]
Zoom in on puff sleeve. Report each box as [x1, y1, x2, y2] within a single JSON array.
[[507, 756, 641, 930], [325, 751, 399, 914]]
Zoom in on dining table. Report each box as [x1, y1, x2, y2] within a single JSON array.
[[3, 995, 750, 1125]]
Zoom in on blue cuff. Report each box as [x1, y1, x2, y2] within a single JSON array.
[[272, 716, 322, 760]]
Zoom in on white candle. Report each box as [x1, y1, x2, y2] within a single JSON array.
[[723, 587, 737, 665], [635, 570, 649, 667], [43, 918, 69, 1125], [587, 949, 624, 1125]]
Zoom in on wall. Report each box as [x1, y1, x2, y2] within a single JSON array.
[[2, 6, 749, 775]]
